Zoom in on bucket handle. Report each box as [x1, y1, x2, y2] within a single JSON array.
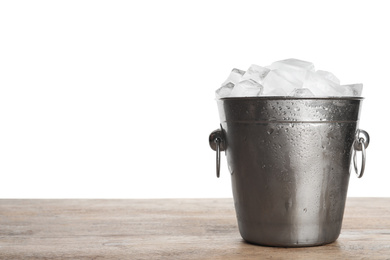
[[209, 126, 226, 178], [353, 129, 370, 178], [209, 127, 370, 179]]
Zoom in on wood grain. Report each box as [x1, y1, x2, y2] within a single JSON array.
[[1, 198, 390, 259]]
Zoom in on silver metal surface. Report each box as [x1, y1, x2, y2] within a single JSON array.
[[209, 127, 226, 151], [210, 97, 368, 247], [215, 138, 221, 178], [354, 129, 370, 151], [353, 137, 367, 178], [209, 128, 226, 178]]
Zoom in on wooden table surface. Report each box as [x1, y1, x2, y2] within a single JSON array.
[[0, 198, 390, 259]]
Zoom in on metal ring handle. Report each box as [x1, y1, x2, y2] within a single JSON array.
[[354, 129, 370, 151], [353, 137, 366, 178], [215, 138, 221, 178], [209, 127, 226, 178]]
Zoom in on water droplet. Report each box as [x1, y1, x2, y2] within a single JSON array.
[[303, 208, 307, 213], [267, 128, 274, 135]]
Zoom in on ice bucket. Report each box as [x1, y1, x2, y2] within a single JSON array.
[[209, 97, 369, 247]]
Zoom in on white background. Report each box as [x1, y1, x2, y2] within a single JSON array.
[[0, 0, 388, 198]]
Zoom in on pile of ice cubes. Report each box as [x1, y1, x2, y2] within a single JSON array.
[[216, 59, 363, 98]]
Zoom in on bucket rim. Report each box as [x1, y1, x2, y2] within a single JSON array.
[[219, 96, 364, 101]]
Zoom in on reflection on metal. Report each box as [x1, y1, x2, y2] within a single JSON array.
[[209, 97, 369, 247]]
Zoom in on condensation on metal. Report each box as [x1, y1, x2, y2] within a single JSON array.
[[210, 97, 368, 247]]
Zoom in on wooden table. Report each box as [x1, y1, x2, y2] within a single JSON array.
[[1, 198, 390, 259]]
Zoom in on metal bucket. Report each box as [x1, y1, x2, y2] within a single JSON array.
[[209, 97, 369, 247]]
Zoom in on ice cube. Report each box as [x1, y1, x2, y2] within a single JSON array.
[[215, 82, 234, 99], [277, 68, 307, 88], [217, 59, 362, 98], [340, 83, 363, 96], [229, 79, 263, 97], [267, 60, 309, 87], [262, 70, 299, 95], [262, 88, 288, 96], [221, 68, 245, 86], [290, 88, 314, 97], [241, 64, 270, 83], [268, 58, 315, 72], [316, 70, 340, 84], [303, 71, 343, 96]]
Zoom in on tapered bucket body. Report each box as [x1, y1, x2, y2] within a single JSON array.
[[216, 97, 363, 247]]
